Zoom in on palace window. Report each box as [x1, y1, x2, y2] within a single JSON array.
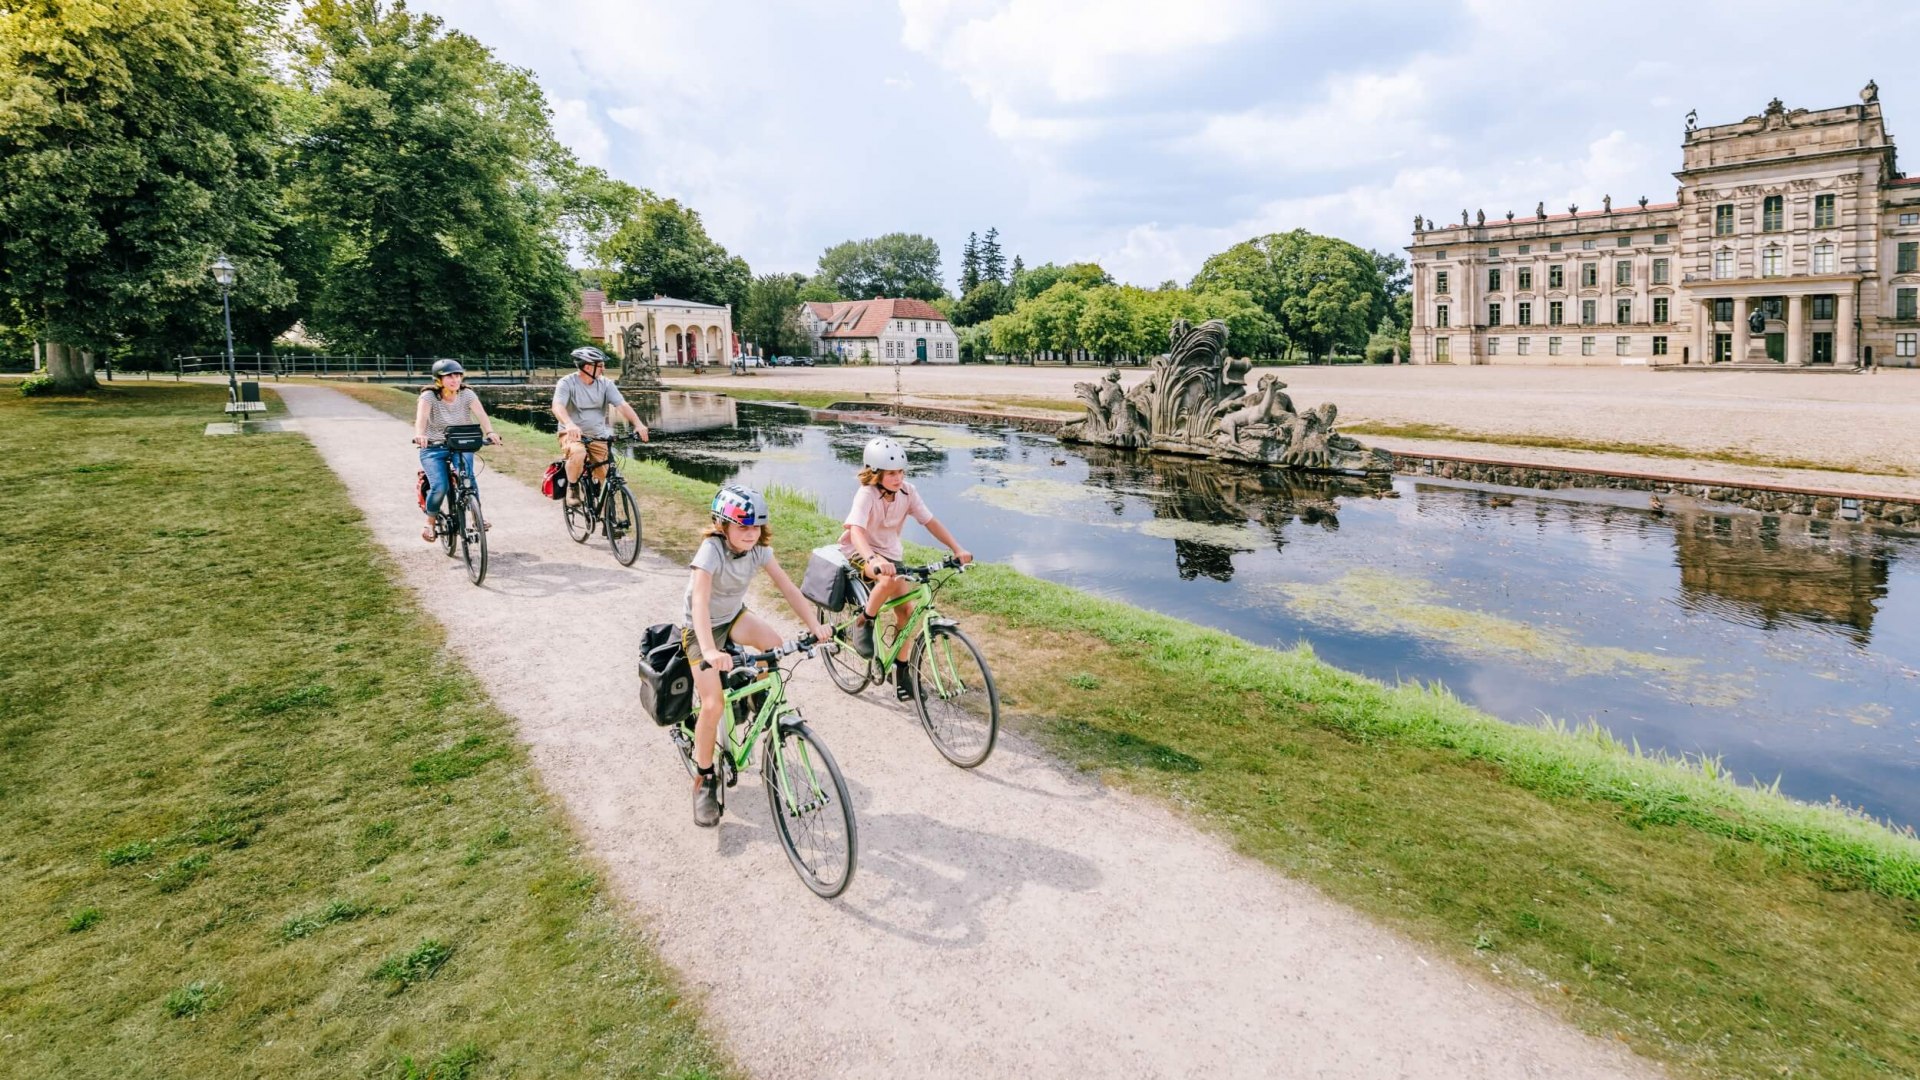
[[1549, 336, 1563, 355], [1488, 247, 1500, 256], [1581, 300, 1596, 325], [1435, 270, 1449, 294], [1813, 243, 1836, 274], [1549, 301, 1564, 325], [1581, 336, 1595, 355], [1433, 250, 1447, 258], [1652, 257, 1670, 284], [1518, 244, 1532, 254], [1813, 333, 1833, 363], [1616, 261, 1632, 286], [1715, 298, 1734, 322], [1435, 337, 1451, 361], [1549, 241, 1563, 253], [1715, 204, 1735, 235], [1517, 267, 1533, 290], [1517, 336, 1531, 355], [1653, 336, 1669, 356], [1898, 288, 1918, 320], [1762, 246, 1783, 277], [1812, 295, 1835, 320], [1898, 333, 1918, 357], [1616, 336, 1631, 356], [1763, 195, 1783, 232], [1582, 239, 1596, 250], [1901, 214, 1920, 226], [1714, 249, 1734, 279], [1654, 297, 1670, 323], [1900, 242, 1919, 273], [1618, 236, 1633, 247], [1518, 302, 1533, 325], [1815, 194, 1835, 229], [1581, 264, 1598, 287], [1654, 233, 1669, 245], [1488, 337, 1501, 356], [1488, 268, 1501, 291], [1436, 305, 1450, 328], [1488, 302, 1501, 325], [1617, 298, 1632, 323], [1549, 265, 1565, 289]]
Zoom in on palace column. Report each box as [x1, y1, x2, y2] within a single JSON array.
[[1694, 298, 1711, 364], [1837, 288, 1856, 367], [1786, 294, 1806, 366], [1732, 296, 1751, 362]]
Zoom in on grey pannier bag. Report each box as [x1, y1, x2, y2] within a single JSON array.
[[799, 545, 853, 612]]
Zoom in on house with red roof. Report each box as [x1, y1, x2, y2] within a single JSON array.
[[801, 298, 959, 363]]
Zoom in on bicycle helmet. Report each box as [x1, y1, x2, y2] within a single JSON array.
[[862, 436, 909, 471], [711, 485, 770, 527], [431, 359, 465, 377], [571, 346, 609, 368]]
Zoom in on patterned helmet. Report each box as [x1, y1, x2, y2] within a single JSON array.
[[571, 346, 609, 368], [862, 436, 909, 470], [710, 485, 769, 527], [431, 359, 465, 377]]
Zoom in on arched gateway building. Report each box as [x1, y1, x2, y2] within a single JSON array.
[[1408, 82, 1920, 368]]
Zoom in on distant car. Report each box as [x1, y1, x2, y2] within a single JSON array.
[[772, 355, 814, 367], [732, 354, 764, 368]]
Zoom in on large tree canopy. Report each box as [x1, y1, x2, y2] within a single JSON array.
[[1191, 230, 1383, 360], [596, 192, 750, 314], [737, 272, 811, 357], [1012, 261, 1113, 303], [288, 0, 588, 357], [814, 233, 944, 301], [0, 0, 294, 385]]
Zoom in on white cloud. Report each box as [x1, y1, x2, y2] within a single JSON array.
[[548, 97, 610, 168]]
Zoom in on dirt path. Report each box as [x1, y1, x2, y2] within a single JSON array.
[[277, 384, 1655, 1080]]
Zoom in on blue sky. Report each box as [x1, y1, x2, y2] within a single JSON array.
[[414, 0, 1920, 289]]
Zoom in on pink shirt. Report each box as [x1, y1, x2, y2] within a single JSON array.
[[839, 481, 934, 562]]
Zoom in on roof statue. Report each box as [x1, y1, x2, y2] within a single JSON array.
[[1475, 209, 1485, 226], [1535, 201, 1546, 219], [1863, 79, 1879, 104], [1602, 194, 1612, 214]]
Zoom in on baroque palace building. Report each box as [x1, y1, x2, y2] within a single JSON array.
[[1408, 81, 1920, 367]]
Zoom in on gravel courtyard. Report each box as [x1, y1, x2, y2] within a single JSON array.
[[673, 364, 1920, 496]]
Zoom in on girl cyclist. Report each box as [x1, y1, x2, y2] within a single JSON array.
[[411, 359, 501, 542], [682, 485, 832, 827], [838, 436, 972, 699]]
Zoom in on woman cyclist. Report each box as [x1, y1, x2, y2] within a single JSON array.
[[412, 360, 501, 542], [682, 486, 832, 827], [838, 436, 972, 699]]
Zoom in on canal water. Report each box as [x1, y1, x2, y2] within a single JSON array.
[[504, 393, 1920, 828]]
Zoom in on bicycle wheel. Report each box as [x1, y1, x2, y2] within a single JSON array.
[[459, 494, 488, 586], [762, 720, 856, 898], [817, 606, 870, 694], [911, 624, 999, 768], [564, 479, 594, 543], [438, 509, 457, 556], [606, 483, 642, 565]]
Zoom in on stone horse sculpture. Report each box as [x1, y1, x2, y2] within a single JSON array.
[[1061, 318, 1391, 474]]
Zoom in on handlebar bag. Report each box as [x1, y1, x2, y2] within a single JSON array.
[[637, 622, 694, 727], [800, 546, 852, 612], [442, 423, 486, 453]]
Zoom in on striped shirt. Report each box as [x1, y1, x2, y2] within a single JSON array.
[[420, 388, 481, 442]]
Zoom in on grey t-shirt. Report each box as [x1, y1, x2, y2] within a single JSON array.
[[552, 373, 627, 438], [682, 536, 773, 631]]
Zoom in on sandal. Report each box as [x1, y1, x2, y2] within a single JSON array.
[[421, 523, 437, 542]]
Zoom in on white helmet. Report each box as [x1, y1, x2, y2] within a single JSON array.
[[862, 436, 909, 470]]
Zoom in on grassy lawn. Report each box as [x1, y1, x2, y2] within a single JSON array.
[[1344, 420, 1914, 479], [0, 384, 734, 1080], [336, 382, 1920, 1079]]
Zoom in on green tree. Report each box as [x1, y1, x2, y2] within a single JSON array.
[[738, 272, 811, 357], [0, 0, 294, 388], [1193, 230, 1382, 360], [1076, 287, 1134, 362], [979, 227, 1006, 284], [1013, 261, 1114, 302], [796, 276, 842, 303], [814, 233, 944, 300], [951, 279, 1012, 327], [290, 0, 587, 358], [959, 231, 981, 295], [1370, 248, 1410, 331], [595, 192, 751, 314], [1024, 282, 1090, 361]]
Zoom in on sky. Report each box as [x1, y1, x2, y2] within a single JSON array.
[[413, 0, 1920, 290]]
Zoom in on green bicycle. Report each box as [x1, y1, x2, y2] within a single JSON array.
[[818, 556, 999, 769], [667, 633, 857, 898]]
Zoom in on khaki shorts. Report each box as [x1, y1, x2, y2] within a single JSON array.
[[559, 431, 611, 477], [681, 608, 745, 665]]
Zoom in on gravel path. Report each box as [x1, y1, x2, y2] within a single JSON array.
[[278, 383, 1656, 1080]]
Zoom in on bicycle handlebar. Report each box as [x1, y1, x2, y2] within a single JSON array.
[[717, 633, 828, 686], [896, 555, 969, 581]]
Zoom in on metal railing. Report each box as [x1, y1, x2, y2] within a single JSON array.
[[171, 353, 580, 382]]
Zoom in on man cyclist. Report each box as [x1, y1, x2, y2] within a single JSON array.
[[552, 346, 649, 505]]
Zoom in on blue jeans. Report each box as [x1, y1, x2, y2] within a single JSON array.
[[419, 447, 474, 516]]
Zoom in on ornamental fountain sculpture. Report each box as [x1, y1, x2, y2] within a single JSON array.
[[1060, 319, 1392, 475]]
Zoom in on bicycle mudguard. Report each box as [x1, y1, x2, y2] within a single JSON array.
[[928, 616, 960, 630]]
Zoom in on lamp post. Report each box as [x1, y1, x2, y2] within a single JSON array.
[[521, 313, 531, 378], [209, 255, 238, 401]]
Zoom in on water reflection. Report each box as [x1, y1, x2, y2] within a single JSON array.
[[599, 398, 1920, 827]]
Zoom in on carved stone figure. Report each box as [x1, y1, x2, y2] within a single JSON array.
[[1685, 108, 1698, 132], [1505, 210, 1514, 222], [1461, 209, 1469, 227], [1413, 214, 1424, 233], [1639, 195, 1649, 209], [1748, 307, 1767, 335], [1863, 79, 1879, 104], [1535, 201, 1546, 219], [1603, 194, 1612, 213], [1569, 203, 1579, 216], [1475, 209, 1485, 226], [620, 321, 662, 388], [1060, 319, 1390, 474]]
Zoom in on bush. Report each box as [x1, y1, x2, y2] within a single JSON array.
[[1364, 332, 1409, 364], [19, 372, 56, 396]]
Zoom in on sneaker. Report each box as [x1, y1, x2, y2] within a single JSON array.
[[847, 616, 875, 659], [692, 774, 721, 827], [894, 662, 916, 702]]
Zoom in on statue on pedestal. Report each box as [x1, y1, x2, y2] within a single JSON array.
[[619, 320, 662, 389]]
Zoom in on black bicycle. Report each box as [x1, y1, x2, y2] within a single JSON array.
[[421, 424, 492, 585], [563, 435, 643, 565]]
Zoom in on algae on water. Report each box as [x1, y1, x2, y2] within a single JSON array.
[[890, 424, 1000, 451], [1137, 518, 1258, 550]]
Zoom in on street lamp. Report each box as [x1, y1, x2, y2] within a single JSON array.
[[209, 255, 238, 401]]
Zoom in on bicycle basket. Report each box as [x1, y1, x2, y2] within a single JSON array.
[[442, 423, 486, 452], [800, 546, 852, 612]]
